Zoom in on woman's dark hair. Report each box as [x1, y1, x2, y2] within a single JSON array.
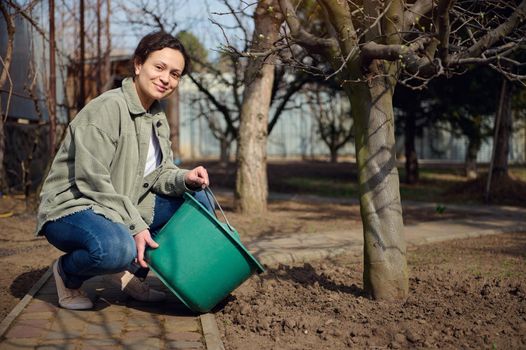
[[133, 31, 191, 76]]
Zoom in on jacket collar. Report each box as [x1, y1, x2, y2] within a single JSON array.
[[122, 77, 162, 116]]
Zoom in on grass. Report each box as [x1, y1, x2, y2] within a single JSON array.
[[281, 164, 526, 205]]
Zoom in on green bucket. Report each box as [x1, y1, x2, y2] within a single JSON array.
[[145, 188, 264, 313]]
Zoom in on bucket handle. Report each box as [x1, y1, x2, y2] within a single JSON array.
[[203, 187, 235, 233]]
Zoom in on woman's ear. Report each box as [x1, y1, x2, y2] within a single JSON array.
[[134, 59, 142, 76]]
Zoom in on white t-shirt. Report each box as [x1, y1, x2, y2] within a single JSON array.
[[144, 125, 162, 176]]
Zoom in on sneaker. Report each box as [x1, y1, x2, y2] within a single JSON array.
[[105, 271, 166, 302], [52, 259, 93, 310]]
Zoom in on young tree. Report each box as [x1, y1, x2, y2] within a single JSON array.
[[426, 67, 499, 179], [307, 86, 354, 163], [393, 85, 434, 184], [278, 0, 526, 300]]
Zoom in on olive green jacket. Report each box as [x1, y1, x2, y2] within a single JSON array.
[[36, 77, 190, 236]]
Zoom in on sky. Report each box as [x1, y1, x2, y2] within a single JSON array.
[[110, 0, 253, 58]]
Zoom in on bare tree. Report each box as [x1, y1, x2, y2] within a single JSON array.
[[275, 0, 526, 300], [307, 87, 354, 163]]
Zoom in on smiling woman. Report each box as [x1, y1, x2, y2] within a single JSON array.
[[132, 31, 189, 108], [35, 31, 213, 311]]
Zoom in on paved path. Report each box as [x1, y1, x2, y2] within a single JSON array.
[[1, 193, 525, 349], [0, 273, 209, 350], [248, 197, 526, 266]]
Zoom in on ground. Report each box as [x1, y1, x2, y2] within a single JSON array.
[[1, 160, 525, 348], [217, 233, 526, 350]]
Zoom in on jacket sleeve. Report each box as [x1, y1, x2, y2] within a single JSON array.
[[73, 124, 148, 235], [151, 154, 192, 197], [150, 118, 192, 196]]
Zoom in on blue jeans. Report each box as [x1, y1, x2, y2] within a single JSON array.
[[42, 191, 214, 289]]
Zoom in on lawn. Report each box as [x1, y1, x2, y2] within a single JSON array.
[[276, 163, 526, 206]]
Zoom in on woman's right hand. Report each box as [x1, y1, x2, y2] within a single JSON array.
[[134, 229, 159, 268]]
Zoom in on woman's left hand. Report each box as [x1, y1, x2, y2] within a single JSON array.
[[185, 166, 210, 190]]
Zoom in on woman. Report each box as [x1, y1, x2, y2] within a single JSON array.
[[36, 31, 212, 310]]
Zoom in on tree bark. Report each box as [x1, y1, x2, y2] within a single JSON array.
[[330, 148, 338, 163], [235, 0, 283, 214], [493, 78, 512, 178], [166, 87, 181, 162], [219, 138, 230, 166], [347, 64, 408, 301], [465, 137, 480, 179], [404, 113, 419, 184]]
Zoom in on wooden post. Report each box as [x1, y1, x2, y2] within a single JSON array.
[[49, 0, 56, 157]]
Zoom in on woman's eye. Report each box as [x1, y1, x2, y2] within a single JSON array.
[[155, 65, 162, 70]]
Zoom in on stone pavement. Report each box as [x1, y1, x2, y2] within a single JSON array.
[[1, 193, 525, 349], [0, 273, 213, 350]]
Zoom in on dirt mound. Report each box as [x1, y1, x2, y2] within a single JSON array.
[[446, 172, 526, 207]]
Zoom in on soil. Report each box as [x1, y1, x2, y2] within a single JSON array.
[[0, 195, 60, 321], [1, 160, 524, 349], [216, 233, 526, 350]]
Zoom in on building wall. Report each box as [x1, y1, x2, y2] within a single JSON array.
[[178, 79, 525, 164]]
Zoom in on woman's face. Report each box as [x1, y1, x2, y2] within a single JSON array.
[[134, 47, 185, 109]]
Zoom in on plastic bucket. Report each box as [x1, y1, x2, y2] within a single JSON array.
[[145, 189, 265, 313]]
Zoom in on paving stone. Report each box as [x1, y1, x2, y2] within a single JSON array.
[[85, 322, 124, 335], [4, 319, 50, 339], [125, 326, 162, 337], [164, 318, 201, 333], [50, 316, 86, 333], [38, 283, 58, 295], [37, 340, 79, 350], [167, 340, 205, 349], [166, 331, 203, 342], [36, 293, 59, 303], [122, 337, 162, 350], [79, 345, 123, 350], [80, 337, 122, 347], [25, 300, 58, 313], [45, 330, 82, 340], [125, 315, 162, 330], [88, 314, 126, 324], [18, 311, 55, 320], [0, 338, 40, 349]]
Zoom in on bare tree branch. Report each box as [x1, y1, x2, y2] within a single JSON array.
[[278, 0, 337, 54], [403, 0, 433, 31], [453, 0, 526, 61], [436, 0, 456, 64]]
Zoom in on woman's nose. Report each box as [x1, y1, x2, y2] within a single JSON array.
[[159, 71, 169, 84]]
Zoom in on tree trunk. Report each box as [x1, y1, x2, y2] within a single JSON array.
[[0, 2, 15, 193], [166, 87, 181, 163], [404, 113, 418, 184], [465, 137, 480, 179], [493, 78, 512, 178], [347, 66, 408, 301], [330, 148, 338, 163], [219, 138, 230, 167], [235, 0, 283, 214]]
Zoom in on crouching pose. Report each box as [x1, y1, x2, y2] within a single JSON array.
[[36, 31, 212, 309]]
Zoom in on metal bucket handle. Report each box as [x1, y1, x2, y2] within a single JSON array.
[[203, 187, 235, 233]]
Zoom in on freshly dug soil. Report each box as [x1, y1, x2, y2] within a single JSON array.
[[217, 233, 526, 350]]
